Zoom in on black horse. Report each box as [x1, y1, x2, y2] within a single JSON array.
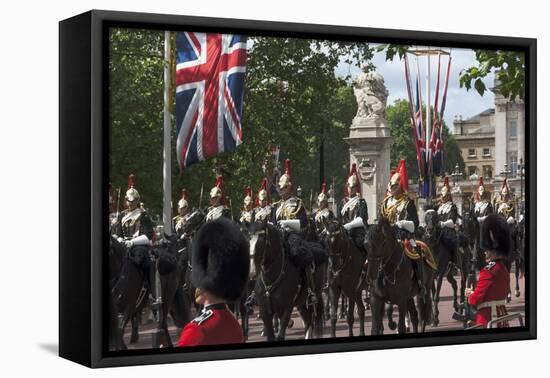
[[249, 220, 324, 341], [423, 209, 470, 326], [152, 233, 193, 347], [109, 236, 150, 350], [364, 218, 434, 334], [505, 219, 523, 300], [322, 219, 367, 337]]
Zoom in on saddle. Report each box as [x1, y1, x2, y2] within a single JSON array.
[[402, 239, 437, 270]]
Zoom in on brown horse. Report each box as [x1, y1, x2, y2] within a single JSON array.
[[364, 218, 434, 334]]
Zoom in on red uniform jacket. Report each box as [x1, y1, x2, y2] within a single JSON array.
[[178, 303, 244, 347], [468, 259, 510, 327]]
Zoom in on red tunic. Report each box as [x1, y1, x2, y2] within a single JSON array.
[[178, 303, 244, 347], [468, 259, 510, 327]]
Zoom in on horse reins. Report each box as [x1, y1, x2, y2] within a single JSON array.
[[257, 226, 287, 311]]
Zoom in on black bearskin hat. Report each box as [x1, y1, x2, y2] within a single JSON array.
[[480, 214, 511, 256], [192, 218, 250, 301]]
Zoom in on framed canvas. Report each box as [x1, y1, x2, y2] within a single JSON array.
[[59, 9, 536, 368]]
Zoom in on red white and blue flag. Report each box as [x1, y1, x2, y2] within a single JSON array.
[[175, 32, 247, 169]]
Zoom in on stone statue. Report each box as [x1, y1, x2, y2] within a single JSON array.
[[353, 70, 389, 121]]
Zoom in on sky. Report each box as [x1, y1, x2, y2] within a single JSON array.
[[336, 45, 496, 129]]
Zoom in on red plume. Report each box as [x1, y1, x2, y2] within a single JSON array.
[[479, 176, 484, 187], [244, 185, 252, 198], [396, 159, 409, 193], [214, 175, 225, 204], [321, 182, 327, 194], [181, 188, 188, 200], [127, 173, 136, 189], [501, 178, 508, 189], [284, 158, 292, 178], [443, 176, 450, 188]]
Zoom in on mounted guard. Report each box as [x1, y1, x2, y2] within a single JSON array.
[[473, 176, 493, 267], [253, 178, 272, 223], [273, 158, 323, 306], [314, 182, 334, 234], [112, 174, 156, 298], [173, 188, 191, 238], [206, 175, 232, 221], [239, 186, 255, 225], [495, 178, 516, 224], [436, 176, 460, 259], [340, 163, 368, 254], [379, 159, 427, 297]]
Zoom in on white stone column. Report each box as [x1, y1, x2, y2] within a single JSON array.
[[494, 103, 507, 177]]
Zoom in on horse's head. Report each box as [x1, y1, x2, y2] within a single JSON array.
[[182, 209, 205, 235], [323, 219, 349, 267], [423, 208, 439, 240], [364, 217, 394, 261]]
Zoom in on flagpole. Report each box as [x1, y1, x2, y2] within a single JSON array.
[[163, 30, 172, 236], [425, 48, 431, 202]]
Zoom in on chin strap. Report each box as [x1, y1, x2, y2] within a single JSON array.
[[343, 217, 364, 230], [279, 219, 301, 232], [396, 220, 415, 233]]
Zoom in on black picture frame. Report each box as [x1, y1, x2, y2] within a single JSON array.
[[59, 9, 537, 368]]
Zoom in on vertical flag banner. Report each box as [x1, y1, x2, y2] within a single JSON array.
[[175, 33, 247, 170]]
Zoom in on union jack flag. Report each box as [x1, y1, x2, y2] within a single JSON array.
[[175, 32, 247, 169]]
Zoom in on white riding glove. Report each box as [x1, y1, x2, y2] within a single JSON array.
[[343, 217, 364, 231], [128, 234, 152, 247], [477, 216, 487, 223], [279, 219, 301, 232], [395, 220, 415, 234], [507, 216, 516, 225], [439, 219, 455, 229]]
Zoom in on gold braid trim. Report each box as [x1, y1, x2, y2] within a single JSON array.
[[380, 194, 407, 224], [403, 240, 437, 270]]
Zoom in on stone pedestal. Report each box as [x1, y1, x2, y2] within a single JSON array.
[[345, 116, 393, 221]]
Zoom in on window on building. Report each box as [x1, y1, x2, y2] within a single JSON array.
[[468, 148, 476, 158], [483, 147, 491, 157], [507, 151, 518, 177], [483, 165, 493, 179], [509, 120, 518, 138], [468, 166, 477, 177]]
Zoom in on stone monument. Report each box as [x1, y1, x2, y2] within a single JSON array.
[[344, 70, 393, 220]]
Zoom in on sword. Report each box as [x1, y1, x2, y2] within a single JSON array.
[[309, 189, 314, 214], [198, 183, 204, 210], [228, 197, 234, 222]]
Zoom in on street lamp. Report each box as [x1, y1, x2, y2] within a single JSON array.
[[500, 163, 512, 180], [518, 158, 525, 214], [451, 163, 463, 187]]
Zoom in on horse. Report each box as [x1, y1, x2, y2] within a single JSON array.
[[505, 219, 523, 300], [322, 219, 367, 337], [109, 235, 151, 350], [423, 209, 470, 326], [152, 233, 193, 347], [364, 218, 434, 334], [249, 219, 324, 341]]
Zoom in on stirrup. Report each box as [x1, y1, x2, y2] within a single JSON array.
[[306, 289, 318, 307]]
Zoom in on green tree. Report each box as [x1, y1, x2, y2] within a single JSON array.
[[386, 99, 465, 181]]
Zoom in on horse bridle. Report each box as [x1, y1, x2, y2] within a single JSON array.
[[324, 226, 352, 277], [369, 228, 404, 286], [256, 226, 287, 301]]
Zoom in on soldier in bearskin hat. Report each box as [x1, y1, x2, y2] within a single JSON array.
[[173, 188, 190, 238], [436, 176, 460, 259], [314, 182, 334, 234], [206, 175, 232, 221], [178, 218, 250, 346], [253, 178, 272, 223], [379, 159, 425, 296], [466, 213, 511, 327], [239, 186, 255, 225], [494, 178, 516, 224], [112, 174, 156, 296], [273, 158, 320, 306], [340, 163, 369, 252]]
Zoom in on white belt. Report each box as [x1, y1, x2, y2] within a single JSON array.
[[477, 300, 506, 319]]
